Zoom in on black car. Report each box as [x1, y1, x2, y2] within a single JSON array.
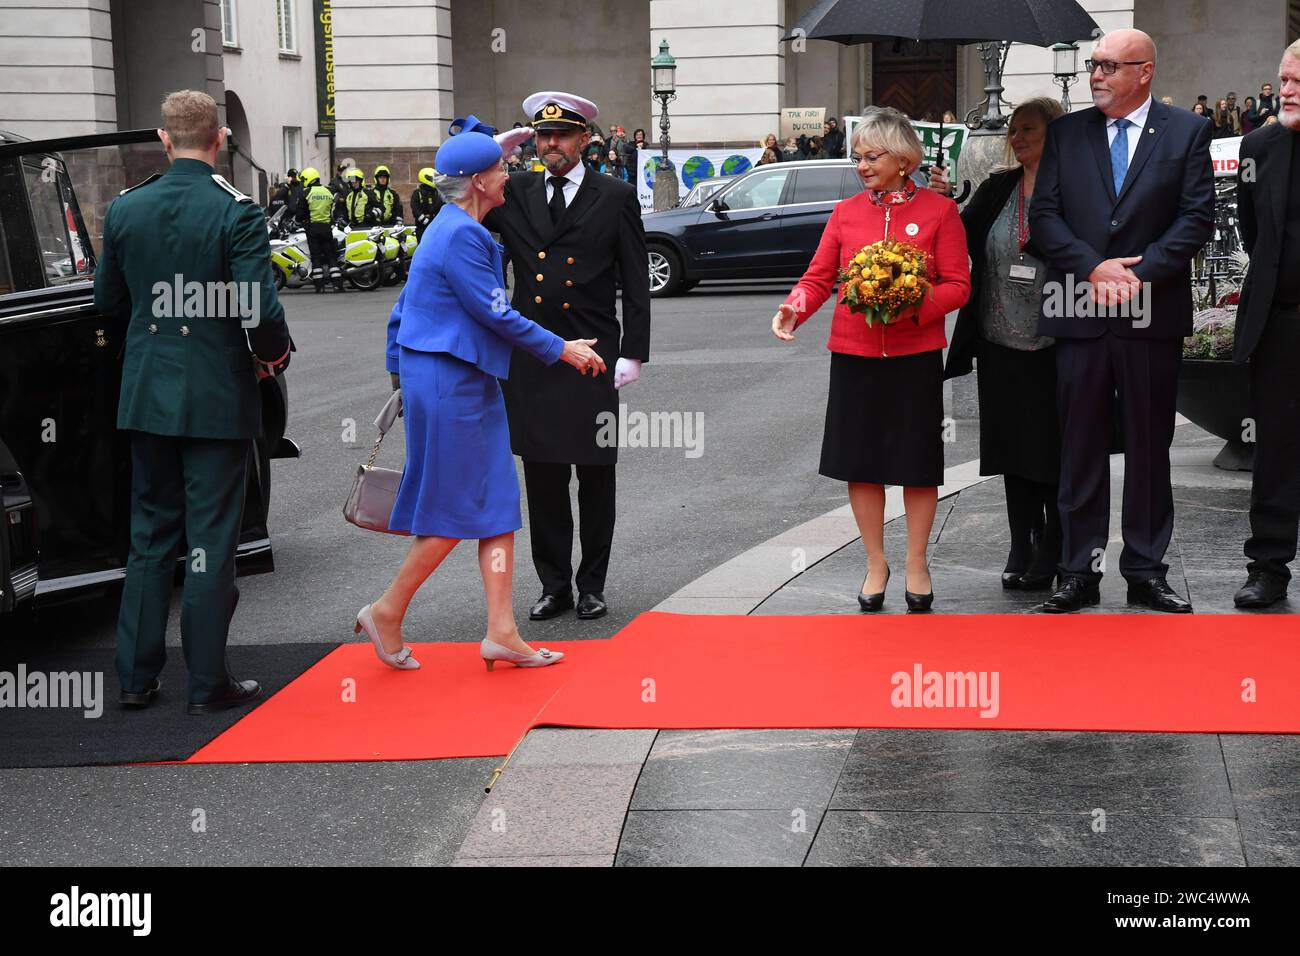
[[0, 128, 297, 619], [644, 159, 867, 297]]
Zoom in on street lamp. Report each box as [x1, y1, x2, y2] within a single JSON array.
[[651, 38, 677, 210], [967, 40, 1012, 132], [1052, 41, 1080, 113]]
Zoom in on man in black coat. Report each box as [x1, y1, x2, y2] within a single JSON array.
[[484, 91, 651, 621], [1029, 28, 1214, 614], [1230, 42, 1300, 608]]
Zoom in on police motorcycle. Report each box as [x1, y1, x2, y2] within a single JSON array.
[[386, 223, 418, 281], [336, 218, 386, 291], [377, 224, 404, 286], [266, 207, 314, 292]]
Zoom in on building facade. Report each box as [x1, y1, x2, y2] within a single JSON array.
[[1, 0, 1294, 209]]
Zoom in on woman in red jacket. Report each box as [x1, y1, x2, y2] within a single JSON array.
[[772, 107, 970, 612]]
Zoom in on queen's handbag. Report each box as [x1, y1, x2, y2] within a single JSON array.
[[343, 388, 410, 535]]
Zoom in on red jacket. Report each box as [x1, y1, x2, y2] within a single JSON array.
[[785, 187, 971, 358]]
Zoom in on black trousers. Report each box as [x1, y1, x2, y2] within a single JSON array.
[[306, 222, 337, 275], [116, 433, 249, 702], [1055, 331, 1181, 581], [1245, 309, 1300, 580], [521, 460, 616, 596]]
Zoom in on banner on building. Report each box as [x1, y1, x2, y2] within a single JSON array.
[[635, 148, 766, 212], [843, 116, 967, 179], [1210, 135, 1242, 178], [780, 108, 826, 140], [313, 0, 336, 135]]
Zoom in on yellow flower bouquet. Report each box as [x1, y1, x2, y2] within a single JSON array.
[[837, 239, 932, 328]]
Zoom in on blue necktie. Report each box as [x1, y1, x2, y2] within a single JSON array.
[[1110, 118, 1131, 196]]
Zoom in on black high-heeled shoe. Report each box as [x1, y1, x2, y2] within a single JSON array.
[[857, 567, 890, 612], [905, 564, 934, 613]]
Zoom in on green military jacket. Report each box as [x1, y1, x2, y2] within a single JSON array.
[[93, 158, 292, 440]]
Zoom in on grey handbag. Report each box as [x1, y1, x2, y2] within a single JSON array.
[[343, 388, 410, 535]]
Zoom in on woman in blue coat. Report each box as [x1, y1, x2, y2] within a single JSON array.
[[357, 126, 605, 671]]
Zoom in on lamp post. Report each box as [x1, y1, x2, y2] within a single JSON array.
[[651, 38, 677, 211], [966, 40, 1012, 132], [1052, 42, 1081, 114]]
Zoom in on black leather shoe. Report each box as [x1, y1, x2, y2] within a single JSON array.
[[120, 678, 160, 709], [858, 567, 890, 612], [576, 592, 608, 619], [1126, 577, 1193, 613], [1016, 568, 1057, 591], [187, 679, 261, 715], [1001, 571, 1023, 589], [529, 592, 574, 620], [1037, 576, 1100, 613], [904, 566, 934, 613], [1234, 571, 1289, 608]]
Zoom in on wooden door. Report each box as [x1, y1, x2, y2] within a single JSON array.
[[871, 40, 957, 121]]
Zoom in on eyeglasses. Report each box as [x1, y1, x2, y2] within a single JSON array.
[[1085, 58, 1150, 75], [851, 151, 891, 165]]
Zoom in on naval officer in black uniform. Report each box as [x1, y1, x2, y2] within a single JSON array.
[[484, 91, 651, 620]]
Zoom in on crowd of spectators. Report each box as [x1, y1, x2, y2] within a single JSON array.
[[1165, 83, 1279, 136]]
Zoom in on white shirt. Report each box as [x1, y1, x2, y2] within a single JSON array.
[[1105, 96, 1152, 168], [547, 161, 586, 207]]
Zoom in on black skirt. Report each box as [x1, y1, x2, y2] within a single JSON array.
[[819, 350, 944, 486], [974, 337, 1061, 485]]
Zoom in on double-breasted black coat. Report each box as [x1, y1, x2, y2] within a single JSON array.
[[485, 170, 651, 465]]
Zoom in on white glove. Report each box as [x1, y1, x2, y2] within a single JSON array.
[[614, 357, 642, 390], [494, 127, 535, 156]]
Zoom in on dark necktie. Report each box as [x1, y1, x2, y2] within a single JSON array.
[[548, 176, 567, 224]]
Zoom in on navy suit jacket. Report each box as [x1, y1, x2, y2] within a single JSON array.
[[386, 203, 564, 379], [1030, 100, 1214, 339]]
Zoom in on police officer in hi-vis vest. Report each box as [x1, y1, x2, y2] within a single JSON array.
[[93, 90, 292, 714], [301, 166, 342, 292], [370, 164, 403, 225], [341, 167, 375, 227], [483, 92, 651, 621], [410, 166, 442, 243]]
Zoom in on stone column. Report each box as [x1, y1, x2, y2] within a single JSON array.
[[333, 0, 455, 205]]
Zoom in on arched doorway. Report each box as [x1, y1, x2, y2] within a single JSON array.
[[224, 90, 266, 202]]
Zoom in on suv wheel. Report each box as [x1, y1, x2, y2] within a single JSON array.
[[648, 244, 683, 297]]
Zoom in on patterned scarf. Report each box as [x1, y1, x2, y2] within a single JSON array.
[[866, 178, 918, 208]]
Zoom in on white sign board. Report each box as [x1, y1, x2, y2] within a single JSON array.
[[1210, 135, 1243, 178]]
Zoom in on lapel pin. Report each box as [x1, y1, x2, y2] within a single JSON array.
[[905, 222, 919, 237], [1149, 128, 1155, 134]]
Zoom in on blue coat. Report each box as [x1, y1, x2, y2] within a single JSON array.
[[386, 203, 564, 376]]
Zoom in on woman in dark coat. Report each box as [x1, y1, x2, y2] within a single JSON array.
[[931, 97, 1065, 590]]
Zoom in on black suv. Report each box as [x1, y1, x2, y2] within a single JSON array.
[[642, 159, 866, 297], [0, 129, 296, 619]]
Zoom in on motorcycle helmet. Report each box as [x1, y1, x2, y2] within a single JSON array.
[[299, 167, 321, 186], [344, 167, 365, 185], [374, 164, 391, 180], [286, 168, 299, 182], [418, 167, 435, 188]]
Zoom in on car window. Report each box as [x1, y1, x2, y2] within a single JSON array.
[[722, 169, 790, 210], [0, 218, 12, 295], [789, 167, 844, 204], [841, 168, 865, 198], [21, 160, 93, 286]]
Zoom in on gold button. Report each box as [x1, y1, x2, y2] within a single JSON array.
[[535, 273, 544, 281], [147, 323, 158, 334], [563, 303, 570, 310], [180, 325, 190, 336], [538, 251, 546, 259], [534, 295, 542, 304], [565, 279, 573, 287], [567, 257, 575, 265]]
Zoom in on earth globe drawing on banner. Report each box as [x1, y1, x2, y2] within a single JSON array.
[[642, 156, 676, 189], [721, 155, 752, 177], [681, 156, 715, 187]]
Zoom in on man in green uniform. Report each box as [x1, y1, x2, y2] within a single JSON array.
[[93, 90, 292, 714]]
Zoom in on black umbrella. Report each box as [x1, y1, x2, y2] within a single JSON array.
[[785, 0, 1099, 46]]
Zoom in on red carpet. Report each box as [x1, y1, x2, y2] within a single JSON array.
[[186, 613, 1300, 764]]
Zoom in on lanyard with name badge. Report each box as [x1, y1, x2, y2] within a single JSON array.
[[1008, 179, 1036, 284]]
